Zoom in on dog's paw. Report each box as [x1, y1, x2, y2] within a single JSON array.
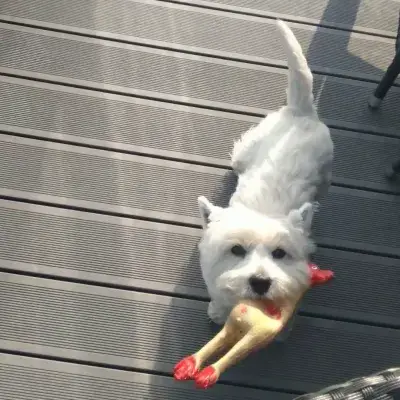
[[207, 301, 229, 325], [173, 356, 198, 381], [195, 366, 219, 389]]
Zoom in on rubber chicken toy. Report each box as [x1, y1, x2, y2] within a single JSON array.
[[174, 262, 334, 389]]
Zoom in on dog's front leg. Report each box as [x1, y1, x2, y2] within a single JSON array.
[[207, 300, 231, 325]]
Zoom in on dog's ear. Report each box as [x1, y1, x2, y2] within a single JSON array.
[[198, 196, 218, 228], [288, 202, 316, 232]]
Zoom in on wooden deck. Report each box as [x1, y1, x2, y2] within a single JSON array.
[[1, 0, 400, 398]]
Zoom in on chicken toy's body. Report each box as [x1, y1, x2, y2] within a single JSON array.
[[174, 263, 334, 389]]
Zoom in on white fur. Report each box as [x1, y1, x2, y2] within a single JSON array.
[[197, 20, 334, 324]]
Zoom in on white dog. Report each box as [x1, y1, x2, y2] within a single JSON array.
[[197, 20, 334, 325]]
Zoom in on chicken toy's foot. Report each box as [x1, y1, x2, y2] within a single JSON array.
[[173, 356, 198, 381], [195, 366, 219, 389]]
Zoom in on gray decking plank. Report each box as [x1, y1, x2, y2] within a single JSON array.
[[0, 76, 251, 167], [1, 199, 400, 328], [1, 0, 399, 397], [2, 77, 400, 194], [0, 133, 228, 226], [0, 272, 399, 393], [0, 354, 293, 400], [0, 199, 205, 298], [0, 0, 396, 84], [167, 0, 399, 37], [1, 24, 400, 138], [2, 135, 400, 257]]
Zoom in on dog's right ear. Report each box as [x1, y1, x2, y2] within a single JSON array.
[[198, 196, 218, 228]]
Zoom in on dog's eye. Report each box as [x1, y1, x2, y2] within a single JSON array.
[[271, 248, 286, 259], [231, 245, 247, 257]]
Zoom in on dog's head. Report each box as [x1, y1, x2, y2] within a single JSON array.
[[197, 196, 316, 305]]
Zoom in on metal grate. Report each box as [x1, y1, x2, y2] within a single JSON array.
[[295, 368, 400, 400]]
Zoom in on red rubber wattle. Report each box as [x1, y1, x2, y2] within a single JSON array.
[[308, 263, 334, 286]]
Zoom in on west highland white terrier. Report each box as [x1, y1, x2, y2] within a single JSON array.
[[197, 20, 334, 325]]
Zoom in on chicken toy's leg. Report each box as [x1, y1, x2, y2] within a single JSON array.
[[195, 330, 274, 389], [173, 325, 237, 381]]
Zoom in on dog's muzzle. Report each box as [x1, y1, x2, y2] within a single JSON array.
[[249, 276, 272, 295]]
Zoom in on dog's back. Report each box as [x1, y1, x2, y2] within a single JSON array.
[[197, 21, 334, 326], [230, 20, 334, 216]]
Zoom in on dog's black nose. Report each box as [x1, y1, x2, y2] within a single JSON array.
[[249, 276, 272, 295]]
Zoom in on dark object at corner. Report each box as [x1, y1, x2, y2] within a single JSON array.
[[368, 12, 400, 110], [294, 367, 400, 400], [385, 158, 400, 180], [368, 12, 400, 179]]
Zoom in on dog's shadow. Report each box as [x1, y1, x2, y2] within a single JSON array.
[[146, 170, 240, 392], [210, 169, 238, 208]]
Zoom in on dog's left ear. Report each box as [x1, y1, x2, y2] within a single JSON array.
[[198, 196, 220, 228], [288, 202, 316, 232]]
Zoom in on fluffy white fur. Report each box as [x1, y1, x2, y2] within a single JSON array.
[[197, 20, 334, 324]]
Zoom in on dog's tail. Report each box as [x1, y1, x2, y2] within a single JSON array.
[[276, 20, 315, 114]]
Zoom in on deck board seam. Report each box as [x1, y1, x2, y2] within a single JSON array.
[[0, 129, 232, 170], [1, 265, 400, 330], [0, 71, 264, 117], [154, 0, 398, 39], [0, 348, 302, 395], [2, 194, 400, 261], [2, 71, 400, 143], [0, 194, 201, 229], [1, 128, 399, 197], [0, 18, 397, 88]]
